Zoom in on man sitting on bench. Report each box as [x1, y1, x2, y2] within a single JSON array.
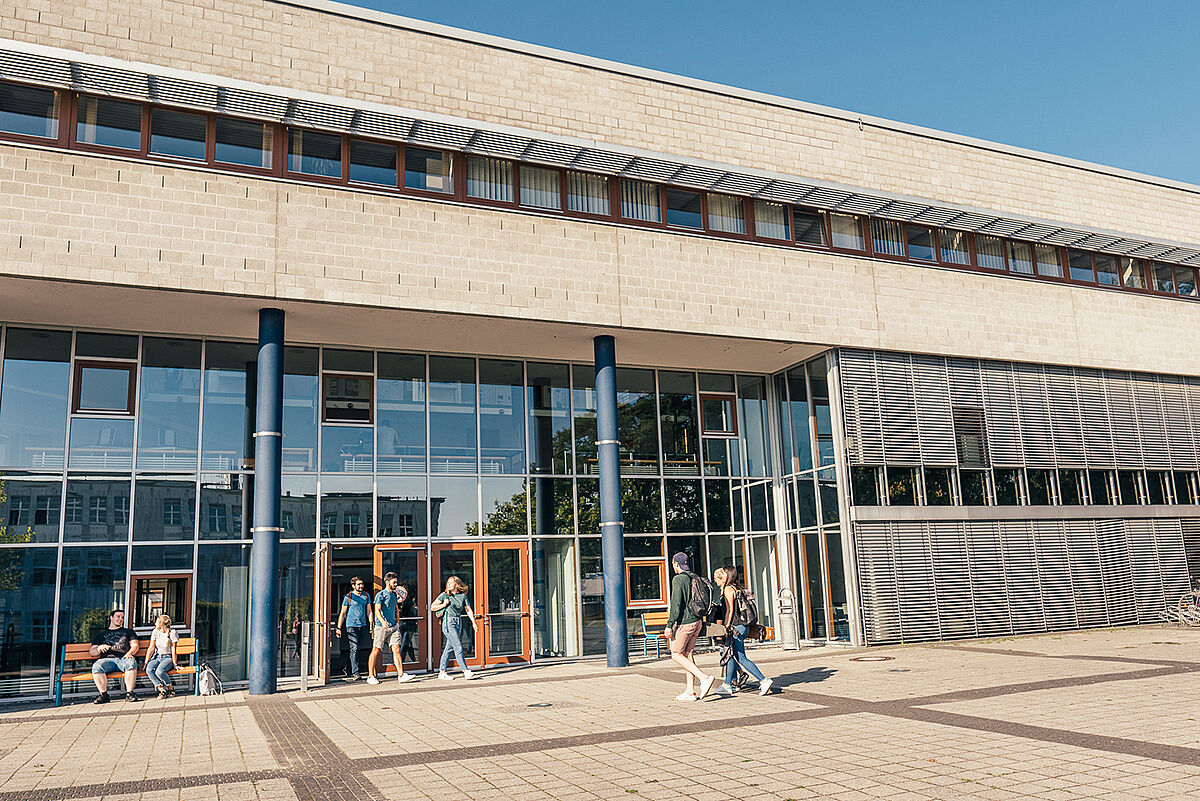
[[90, 609, 140, 704]]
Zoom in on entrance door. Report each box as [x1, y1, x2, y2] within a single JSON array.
[[432, 542, 530, 668], [313, 542, 333, 684], [373, 544, 428, 672]]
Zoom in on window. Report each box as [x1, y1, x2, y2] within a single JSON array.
[[1121, 258, 1147, 289], [1117, 470, 1143, 504], [6, 496, 28, 525], [35, 495, 59, 526], [1095, 254, 1120, 286], [321, 511, 336, 536], [88, 495, 107, 525], [404, 147, 452, 193], [794, 209, 827, 246], [76, 96, 142, 150], [114, 496, 130, 525], [1174, 471, 1197, 504], [707, 194, 745, 234], [149, 108, 206, 161], [871, 218, 904, 257], [699, 393, 737, 436], [906, 226, 935, 261], [1152, 262, 1175, 293], [1175, 266, 1197, 297], [282, 510, 294, 532], [1034, 244, 1063, 278], [1007, 241, 1034, 274], [959, 469, 990, 505], [65, 494, 82, 524], [0, 81, 59, 139], [322, 373, 373, 424], [132, 574, 192, 628], [1088, 470, 1115, 504], [753, 201, 789, 240], [1026, 469, 1053, 505], [288, 129, 342, 177], [621, 180, 661, 222], [466, 156, 513, 202], [214, 117, 272, 169], [162, 499, 183, 527], [395, 513, 415, 536], [1067, 249, 1095, 282], [1146, 471, 1170, 504], [208, 504, 227, 533], [976, 234, 1006, 270], [519, 165, 561, 210], [665, 188, 703, 229], [625, 559, 667, 607], [566, 171, 608, 215], [885, 466, 918, 505], [939, 229, 970, 265], [953, 407, 988, 465], [923, 468, 954, 505], [343, 511, 360, 537], [348, 139, 397, 186], [73, 361, 136, 415], [994, 469, 1023, 505], [850, 467, 880, 505], [1058, 469, 1085, 504]]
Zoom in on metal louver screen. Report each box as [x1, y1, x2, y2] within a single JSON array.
[[1182, 520, 1200, 584], [952, 407, 988, 466], [853, 517, 1192, 644]]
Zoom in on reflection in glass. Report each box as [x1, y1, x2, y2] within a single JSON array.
[[76, 333, 138, 359], [68, 418, 135, 470], [817, 468, 839, 523], [349, 139, 397, 186], [801, 533, 826, 638], [429, 476, 477, 537], [886, 467, 918, 505], [749, 536, 775, 628], [707, 534, 734, 577], [530, 476, 573, 535], [77, 364, 133, 413], [288, 129, 341, 177], [627, 563, 664, 603], [658, 371, 699, 475], [1068, 249, 1095, 282], [0, 476, 61, 543], [851, 467, 880, 505], [201, 342, 256, 471], [738, 376, 770, 476], [0, 82, 59, 139], [429, 356, 477, 472], [785, 369, 811, 473], [480, 477, 527, 536], [923, 468, 954, 506], [486, 547, 524, 655], [704, 479, 732, 532], [137, 338, 201, 470], [578, 538, 604, 655], [0, 328, 70, 469], [664, 479, 703, 533], [827, 530, 849, 639], [199, 473, 250, 540], [665, 188, 702, 228], [76, 96, 141, 150], [617, 369, 658, 474], [994, 469, 1022, 505], [281, 475, 317, 539], [960, 470, 990, 504], [283, 347, 319, 472], [320, 475, 372, 538], [278, 543, 315, 678], [133, 475, 196, 541], [377, 352, 425, 473], [131, 544, 193, 572], [0, 546, 57, 696], [797, 478, 817, 527], [196, 544, 250, 681], [534, 538, 578, 657], [526, 362, 572, 474], [63, 477, 130, 542], [58, 546, 127, 657], [215, 117, 272, 169], [377, 476, 427, 538], [748, 482, 769, 531], [150, 108, 206, 160], [1027, 469, 1053, 505], [572, 365, 597, 474], [320, 425, 373, 473], [575, 478, 598, 536], [621, 478, 662, 534], [623, 536, 663, 558], [404, 147, 452, 193], [479, 360, 524, 474]]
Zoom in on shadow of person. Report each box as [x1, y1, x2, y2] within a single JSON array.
[[772, 666, 836, 688]]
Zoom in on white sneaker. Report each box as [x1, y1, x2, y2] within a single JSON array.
[[397, 672, 417, 683], [715, 683, 734, 696], [758, 677, 774, 696], [675, 691, 698, 701], [463, 669, 477, 680], [438, 671, 454, 681], [698, 674, 716, 700], [365, 676, 380, 685]]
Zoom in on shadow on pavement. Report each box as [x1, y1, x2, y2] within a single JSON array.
[[773, 666, 836, 688]]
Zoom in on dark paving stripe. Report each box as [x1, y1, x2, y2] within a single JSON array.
[[934, 642, 1197, 667], [901, 664, 1197, 707], [0, 769, 287, 801]]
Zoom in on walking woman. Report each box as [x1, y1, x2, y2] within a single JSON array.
[[713, 567, 773, 696], [431, 576, 476, 681], [144, 614, 179, 699]]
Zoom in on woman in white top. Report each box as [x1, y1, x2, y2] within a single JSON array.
[[144, 614, 179, 698]]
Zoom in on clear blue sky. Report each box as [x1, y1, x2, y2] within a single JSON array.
[[341, 0, 1199, 185]]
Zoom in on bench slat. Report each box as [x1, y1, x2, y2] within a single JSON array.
[[62, 638, 197, 661]]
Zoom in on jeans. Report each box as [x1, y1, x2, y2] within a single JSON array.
[[439, 617, 466, 672], [725, 624, 766, 686], [344, 625, 368, 676], [399, 622, 418, 664], [145, 655, 175, 689], [92, 656, 137, 675]]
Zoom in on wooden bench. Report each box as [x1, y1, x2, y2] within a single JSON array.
[[629, 611, 671, 659], [55, 637, 200, 706]]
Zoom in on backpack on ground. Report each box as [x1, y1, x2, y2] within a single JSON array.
[[731, 588, 760, 628], [686, 572, 714, 620], [197, 661, 223, 696]]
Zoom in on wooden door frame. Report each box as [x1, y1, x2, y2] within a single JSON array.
[[372, 543, 430, 673], [431, 542, 486, 669], [481, 541, 532, 666], [313, 542, 332, 685]]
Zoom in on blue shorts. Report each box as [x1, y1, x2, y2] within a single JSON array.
[[92, 657, 137, 674]]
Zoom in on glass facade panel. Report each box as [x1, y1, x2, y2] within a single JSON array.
[[939, 229, 970, 264], [283, 347, 319, 472], [1094, 253, 1120, 286], [0, 328, 71, 469], [1067, 249, 1094, 282], [566, 171, 609, 215], [906, 226, 935, 261], [578, 537, 603, 655], [0, 81, 58, 139], [429, 356, 476, 472], [526, 362, 571, 475], [76, 364, 133, 413], [793, 209, 825, 246], [1007, 241, 1034, 274], [1027, 469, 1053, 505], [829, 213, 863, 250], [137, 338, 201, 471], [201, 342, 256, 472], [753, 200, 789, 240], [282, 476, 317, 539], [376, 352, 425, 473], [404, 147, 452, 193], [658, 371, 698, 475], [131, 544, 193, 572], [320, 475, 372, 538], [575, 477, 598, 536], [320, 425, 373, 473], [58, 545, 127, 657], [0, 545, 56, 697], [704, 479, 732, 532], [480, 477, 527, 536], [960, 469, 990, 505], [886, 467, 917, 505], [871, 219, 904, 256], [1176, 266, 1197, 297], [133, 476, 196, 541], [665, 188, 702, 228], [620, 180, 660, 222], [1089, 470, 1115, 504], [809, 361, 833, 467], [533, 537, 577, 658], [64, 477, 131, 542], [1058, 469, 1084, 505], [196, 543, 250, 682], [479, 360, 524, 474], [664, 479, 703, 533], [976, 234, 1006, 270], [1121, 257, 1147, 289], [288, 129, 341, 177], [1117, 470, 1142, 504], [76, 96, 141, 150], [850, 467, 880, 505], [0, 476, 60, 543], [429, 476, 477, 537], [572, 364, 597, 475], [376, 476, 427, 537], [994, 469, 1022, 505], [214, 117, 272, 169], [784, 369, 811, 474], [149, 108, 206, 160], [68, 418, 134, 471], [466, 156, 513, 202], [76, 333, 138, 360], [519, 165, 561, 209], [738, 376, 770, 477], [530, 476, 573, 535], [278, 543, 315, 678], [348, 139, 397, 186], [617, 369, 658, 474], [707, 193, 745, 234], [199, 473, 248, 540], [621, 478, 663, 534], [1153, 262, 1175, 293], [923, 468, 954, 505], [1035, 244, 1064, 278]]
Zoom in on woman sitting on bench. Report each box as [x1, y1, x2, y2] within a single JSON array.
[[145, 614, 179, 699]]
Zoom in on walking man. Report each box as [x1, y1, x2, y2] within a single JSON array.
[[89, 609, 140, 703], [367, 572, 417, 685], [663, 552, 716, 701], [334, 576, 370, 680]]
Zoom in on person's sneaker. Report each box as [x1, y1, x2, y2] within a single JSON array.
[[397, 672, 417, 683], [125, 692, 140, 702], [365, 675, 380, 685], [156, 685, 167, 699], [715, 683, 734, 696], [93, 692, 110, 705], [462, 669, 477, 680], [344, 674, 359, 682], [758, 677, 774, 696], [166, 685, 176, 698], [438, 671, 454, 681], [674, 691, 698, 701], [697, 674, 716, 700]]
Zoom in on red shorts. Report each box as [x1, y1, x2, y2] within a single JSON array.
[[668, 620, 704, 655]]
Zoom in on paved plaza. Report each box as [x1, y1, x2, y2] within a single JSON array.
[[1, 626, 1198, 800]]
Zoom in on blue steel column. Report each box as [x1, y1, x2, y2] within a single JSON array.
[[594, 335, 629, 667], [248, 308, 284, 695]]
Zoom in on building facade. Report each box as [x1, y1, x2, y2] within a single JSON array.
[[0, 0, 1199, 698]]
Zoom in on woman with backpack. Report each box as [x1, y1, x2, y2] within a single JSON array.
[[714, 566, 773, 697]]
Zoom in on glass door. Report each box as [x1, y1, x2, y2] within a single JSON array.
[[482, 542, 530, 665], [432, 543, 482, 669], [373, 545, 428, 673]]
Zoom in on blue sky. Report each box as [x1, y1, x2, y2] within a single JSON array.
[[341, 0, 1199, 185]]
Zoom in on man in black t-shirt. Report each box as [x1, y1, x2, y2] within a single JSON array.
[[89, 609, 141, 704]]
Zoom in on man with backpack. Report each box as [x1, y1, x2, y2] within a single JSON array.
[[663, 552, 717, 701]]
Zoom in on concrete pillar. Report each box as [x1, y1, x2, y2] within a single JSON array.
[[594, 335, 629, 667]]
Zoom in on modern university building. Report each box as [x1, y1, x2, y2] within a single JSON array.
[[0, 0, 1199, 700]]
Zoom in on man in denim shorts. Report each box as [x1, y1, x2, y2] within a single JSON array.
[[90, 609, 140, 704], [367, 572, 417, 685]]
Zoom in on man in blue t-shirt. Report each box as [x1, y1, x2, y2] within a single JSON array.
[[367, 572, 417, 685], [334, 577, 370, 680]]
